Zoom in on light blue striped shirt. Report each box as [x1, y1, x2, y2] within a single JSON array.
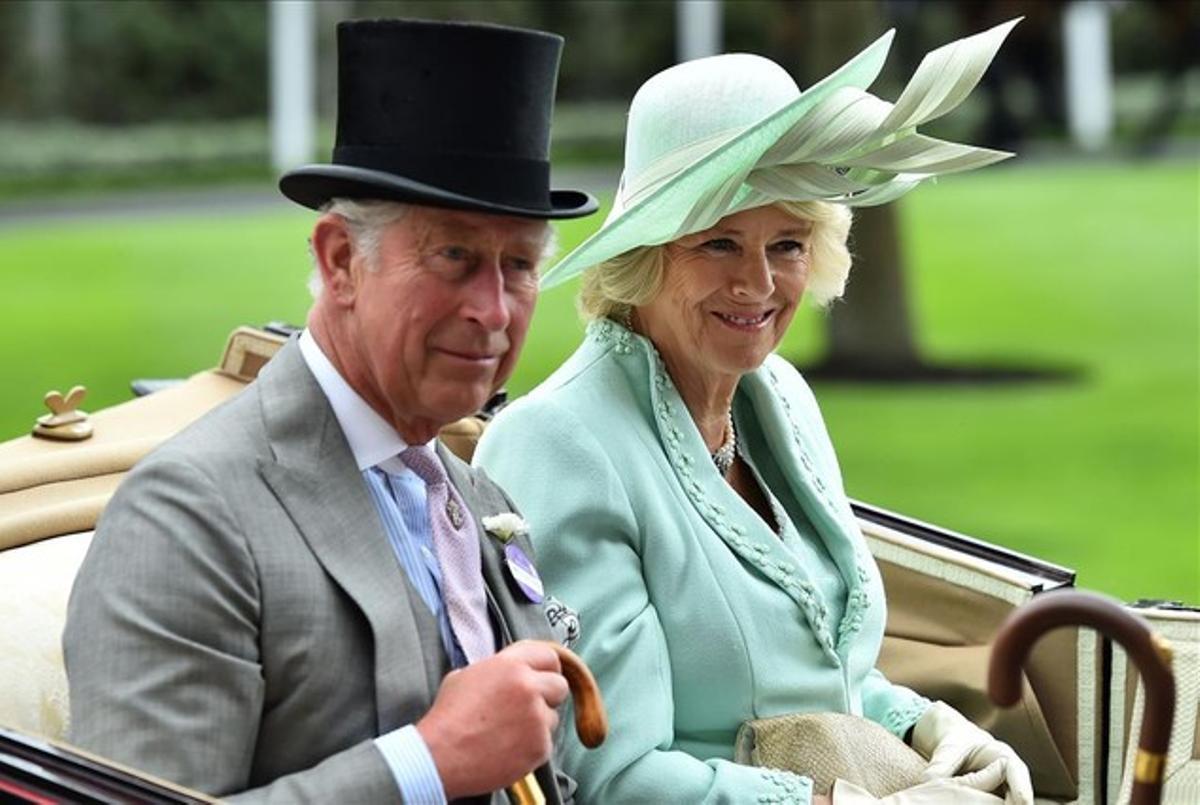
[[363, 466, 467, 667], [299, 330, 454, 804]]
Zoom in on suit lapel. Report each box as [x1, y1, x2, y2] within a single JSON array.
[[440, 443, 555, 645], [255, 340, 431, 732]]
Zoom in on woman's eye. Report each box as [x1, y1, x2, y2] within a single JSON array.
[[701, 238, 738, 253], [771, 239, 806, 256]]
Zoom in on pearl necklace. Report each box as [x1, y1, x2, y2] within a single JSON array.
[[711, 412, 736, 475]]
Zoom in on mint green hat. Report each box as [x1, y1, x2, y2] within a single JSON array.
[[540, 19, 1019, 290]]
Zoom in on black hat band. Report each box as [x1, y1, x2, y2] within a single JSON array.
[[333, 145, 551, 210]]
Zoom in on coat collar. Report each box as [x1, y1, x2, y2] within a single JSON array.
[[254, 339, 431, 731], [587, 318, 874, 663], [250, 341, 562, 801]]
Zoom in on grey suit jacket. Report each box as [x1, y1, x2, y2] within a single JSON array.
[[64, 340, 570, 804]]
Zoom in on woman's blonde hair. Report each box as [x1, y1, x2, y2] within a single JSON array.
[[578, 200, 852, 321]]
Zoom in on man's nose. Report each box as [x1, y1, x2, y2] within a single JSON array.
[[731, 252, 775, 300], [462, 260, 512, 331]]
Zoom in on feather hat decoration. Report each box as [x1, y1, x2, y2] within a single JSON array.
[[540, 18, 1020, 289]]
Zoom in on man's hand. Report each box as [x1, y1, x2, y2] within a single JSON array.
[[417, 640, 570, 799]]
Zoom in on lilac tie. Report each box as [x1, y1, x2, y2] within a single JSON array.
[[401, 444, 496, 664]]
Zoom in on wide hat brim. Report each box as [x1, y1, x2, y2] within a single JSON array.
[[279, 164, 598, 220], [538, 31, 895, 288], [539, 18, 1017, 289]]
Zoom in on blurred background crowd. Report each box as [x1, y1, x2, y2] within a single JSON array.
[[1, 0, 1196, 604]]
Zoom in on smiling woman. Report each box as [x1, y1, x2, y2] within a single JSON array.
[[474, 18, 1036, 805], [635, 206, 818, 449]]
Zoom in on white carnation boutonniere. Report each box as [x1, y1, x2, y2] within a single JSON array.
[[482, 512, 529, 544]]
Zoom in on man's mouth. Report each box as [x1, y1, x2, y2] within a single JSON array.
[[712, 309, 775, 330], [435, 347, 502, 363]]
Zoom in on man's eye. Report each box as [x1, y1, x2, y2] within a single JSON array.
[[503, 256, 535, 273], [440, 245, 471, 261]]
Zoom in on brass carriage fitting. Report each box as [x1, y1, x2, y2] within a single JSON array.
[[32, 386, 93, 442]]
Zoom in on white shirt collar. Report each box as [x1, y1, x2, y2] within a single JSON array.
[[298, 329, 412, 472]]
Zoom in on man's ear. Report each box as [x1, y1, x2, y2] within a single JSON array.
[[311, 214, 358, 306]]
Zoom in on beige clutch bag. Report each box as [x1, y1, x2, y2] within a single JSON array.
[[734, 712, 928, 797]]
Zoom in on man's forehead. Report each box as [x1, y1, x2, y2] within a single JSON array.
[[408, 206, 550, 245]]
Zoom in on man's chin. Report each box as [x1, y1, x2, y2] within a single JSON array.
[[423, 386, 495, 426]]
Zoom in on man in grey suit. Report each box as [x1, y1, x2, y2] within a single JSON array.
[[64, 19, 597, 804]]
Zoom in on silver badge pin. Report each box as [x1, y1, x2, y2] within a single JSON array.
[[445, 497, 464, 530]]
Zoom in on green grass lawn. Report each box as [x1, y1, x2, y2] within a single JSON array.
[[3, 161, 1196, 603]]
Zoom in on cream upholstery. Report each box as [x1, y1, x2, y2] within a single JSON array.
[[0, 530, 92, 739]]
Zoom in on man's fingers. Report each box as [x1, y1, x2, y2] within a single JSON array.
[[502, 639, 563, 673], [535, 669, 571, 707]]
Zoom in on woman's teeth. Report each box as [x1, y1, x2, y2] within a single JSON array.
[[715, 311, 772, 327]]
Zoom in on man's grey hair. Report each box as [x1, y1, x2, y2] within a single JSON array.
[[307, 197, 558, 298], [307, 198, 409, 297]]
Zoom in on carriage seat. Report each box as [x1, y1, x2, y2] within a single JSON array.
[[0, 326, 492, 740]]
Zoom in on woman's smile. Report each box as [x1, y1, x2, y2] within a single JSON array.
[[711, 308, 776, 331]]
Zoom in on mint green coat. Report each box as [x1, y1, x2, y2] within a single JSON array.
[[476, 319, 930, 804]]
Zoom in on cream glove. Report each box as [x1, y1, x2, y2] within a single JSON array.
[[831, 778, 1005, 804], [911, 701, 1034, 805]]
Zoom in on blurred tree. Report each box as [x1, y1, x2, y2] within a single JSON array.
[[797, 0, 923, 376], [77, 1, 266, 124]]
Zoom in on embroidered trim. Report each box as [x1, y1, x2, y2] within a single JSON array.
[[878, 695, 934, 739], [589, 319, 842, 660], [764, 364, 873, 655], [757, 768, 812, 803], [836, 566, 872, 652], [589, 317, 635, 354]]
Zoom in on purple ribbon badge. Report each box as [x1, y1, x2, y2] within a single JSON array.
[[504, 544, 544, 603]]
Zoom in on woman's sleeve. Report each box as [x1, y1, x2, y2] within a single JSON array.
[[860, 668, 931, 740], [476, 398, 814, 804]]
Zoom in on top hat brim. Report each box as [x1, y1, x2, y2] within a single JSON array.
[[280, 164, 598, 220]]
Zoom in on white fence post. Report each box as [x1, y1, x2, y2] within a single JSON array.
[[270, 1, 317, 172], [676, 0, 723, 62], [1063, 1, 1114, 152]]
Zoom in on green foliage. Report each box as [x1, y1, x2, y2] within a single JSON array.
[[1, 0, 266, 124], [67, 1, 267, 124], [0, 162, 1195, 603]]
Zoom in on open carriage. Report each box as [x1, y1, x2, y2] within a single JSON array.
[[1, 326, 1195, 803]]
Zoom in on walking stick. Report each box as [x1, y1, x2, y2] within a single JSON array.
[[988, 589, 1175, 805], [510, 643, 608, 805]]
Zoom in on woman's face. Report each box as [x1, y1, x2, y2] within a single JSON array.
[[636, 205, 812, 385]]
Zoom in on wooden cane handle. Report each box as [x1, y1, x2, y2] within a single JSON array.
[[988, 589, 1175, 805], [546, 642, 608, 748]]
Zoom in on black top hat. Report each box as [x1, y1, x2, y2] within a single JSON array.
[[279, 19, 597, 219]]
